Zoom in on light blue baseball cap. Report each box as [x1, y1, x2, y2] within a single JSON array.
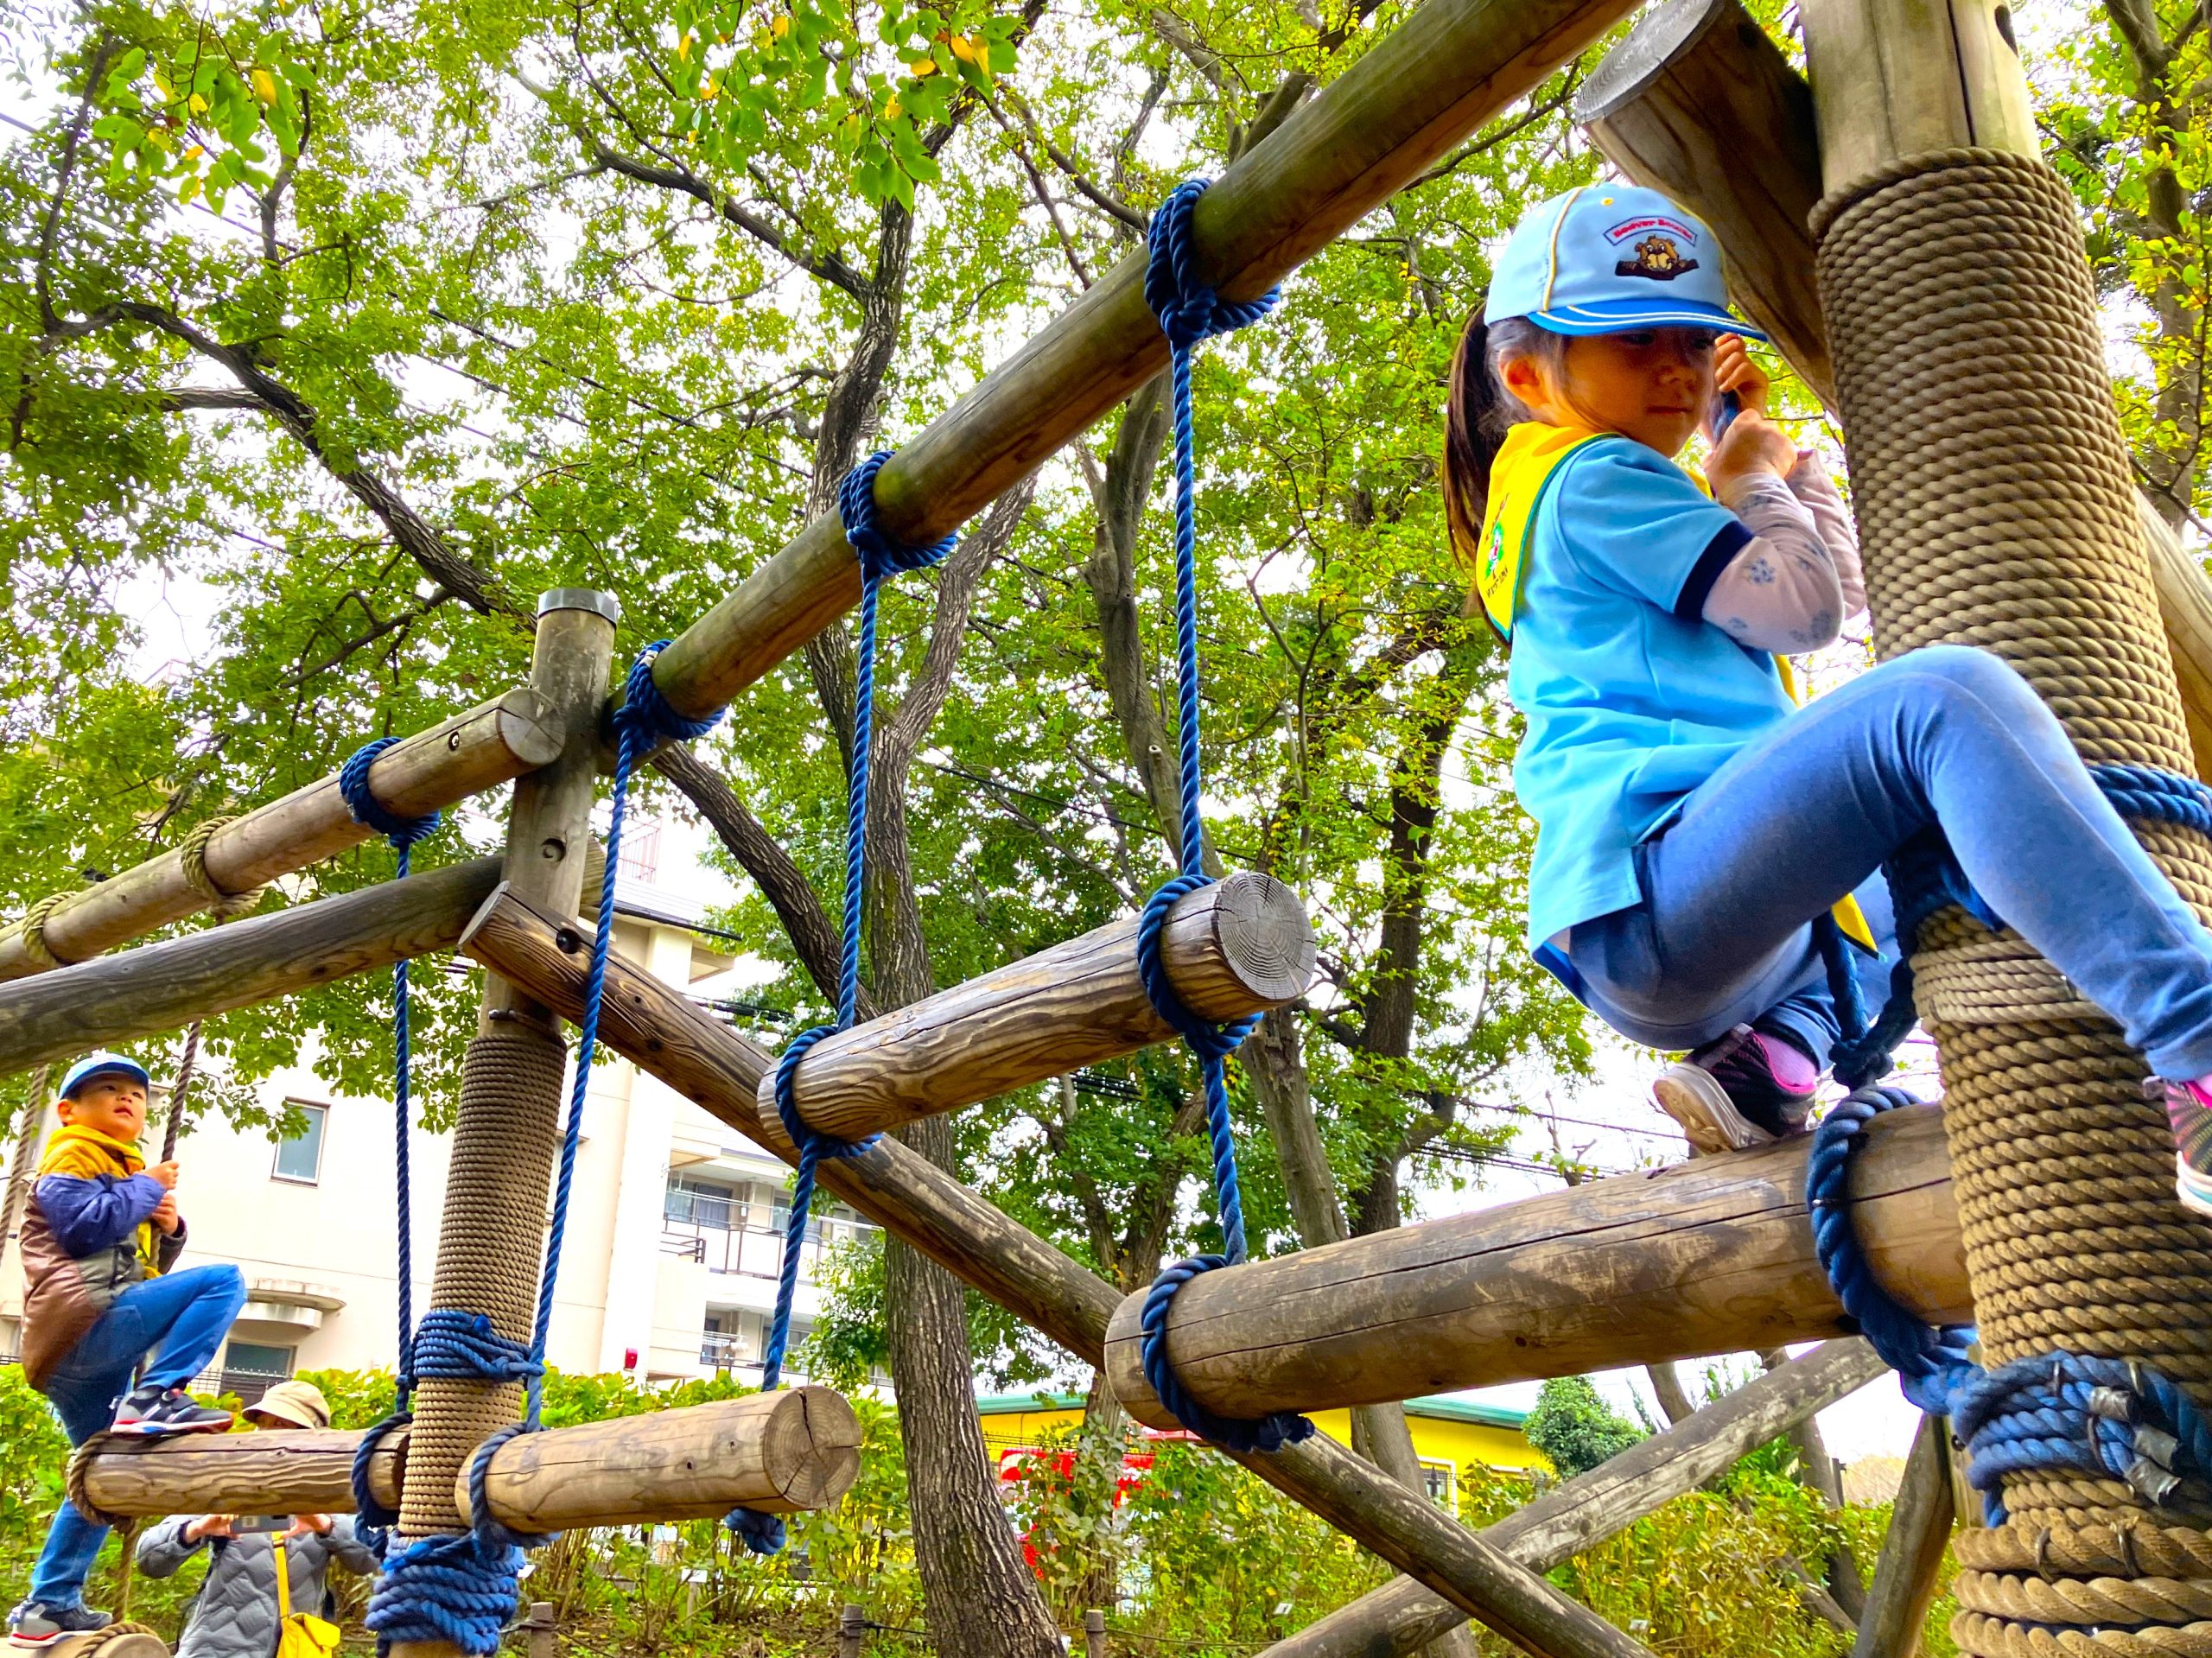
[[1484, 184, 1766, 340], [60, 1051, 151, 1099]]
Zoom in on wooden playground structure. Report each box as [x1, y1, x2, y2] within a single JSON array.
[[6, 0, 2212, 1644]]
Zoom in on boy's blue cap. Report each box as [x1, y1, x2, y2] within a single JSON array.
[[60, 1052, 151, 1099], [1485, 185, 1766, 340]]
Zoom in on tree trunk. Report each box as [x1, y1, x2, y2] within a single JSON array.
[[0, 1069, 50, 1291], [1646, 1363, 1696, 1427], [885, 1115, 1063, 1658]]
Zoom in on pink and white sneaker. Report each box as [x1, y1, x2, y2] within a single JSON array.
[[1655, 1025, 1821, 1156], [2154, 1076, 2212, 1221]]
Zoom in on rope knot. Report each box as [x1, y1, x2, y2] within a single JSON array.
[[365, 1530, 523, 1655], [1141, 1256, 1314, 1452], [1144, 180, 1281, 350], [340, 737, 442, 852], [838, 451, 959, 582], [724, 1504, 788, 1556], [614, 643, 725, 753], [1136, 875, 1257, 1060]]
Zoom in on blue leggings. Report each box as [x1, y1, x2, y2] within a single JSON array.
[[1562, 645, 2212, 1080]]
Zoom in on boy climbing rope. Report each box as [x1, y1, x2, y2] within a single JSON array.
[[1445, 184, 2212, 1207], [9, 1051, 245, 1650]]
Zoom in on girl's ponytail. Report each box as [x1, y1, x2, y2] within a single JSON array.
[[1442, 311, 1555, 570]]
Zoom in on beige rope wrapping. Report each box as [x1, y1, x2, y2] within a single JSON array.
[[177, 816, 264, 920], [10, 892, 73, 969], [1815, 147, 2212, 1647], [66, 1435, 129, 1529], [396, 1027, 568, 1540]]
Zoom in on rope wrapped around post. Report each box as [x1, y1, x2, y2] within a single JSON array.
[[1809, 1088, 2212, 1528], [1128, 179, 1312, 1457], [362, 662, 723, 1647], [736, 452, 959, 1556]]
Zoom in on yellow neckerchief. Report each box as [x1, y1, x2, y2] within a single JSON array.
[[39, 1122, 159, 1271], [1472, 422, 1609, 643], [1473, 421, 1877, 954]]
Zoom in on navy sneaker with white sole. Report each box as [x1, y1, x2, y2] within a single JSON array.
[[8, 1601, 112, 1648], [110, 1385, 232, 1437]]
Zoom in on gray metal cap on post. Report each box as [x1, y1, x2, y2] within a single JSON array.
[[536, 588, 624, 625]]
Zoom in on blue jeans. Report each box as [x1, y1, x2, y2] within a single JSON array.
[[26, 1263, 245, 1610], [1563, 645, 2212, 1080]]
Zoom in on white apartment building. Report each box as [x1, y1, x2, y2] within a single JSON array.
[[0, 819, 878, 1403]]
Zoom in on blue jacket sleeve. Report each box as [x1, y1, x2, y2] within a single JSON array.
[[1552, 440, 1752, 621], [34, 1172, 167, 1258]]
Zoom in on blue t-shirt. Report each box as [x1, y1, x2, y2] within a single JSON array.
[[1507, 435, 1791, 950]]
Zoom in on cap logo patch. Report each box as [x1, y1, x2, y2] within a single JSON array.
[[1614, 233, 1699, 282], [1602, 213, 1699, 247]]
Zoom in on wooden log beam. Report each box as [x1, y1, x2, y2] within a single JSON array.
[[1103, 1107, 1965, 1430], [763, 872, 1312, 1140], [0, 856, 502, 1075], [461, 872, 1311, 1146], [0, 686, 561, 984], [1850, 1413, 1957, 1658], [1575, 0, 2212, 772], [1263, 1339, 1891, 1658], [75, 1427, 406, 1521], [452, 1388, 861, 1528], [460, 890, 1660, 1658], [73, 1390, 860, 1528], [640, 0, 1646, 723]]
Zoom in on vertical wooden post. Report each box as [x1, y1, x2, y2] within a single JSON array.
[[1085, 1608, 1107, 1658], [524, 1601, 556, 1658], [836, 1604, 866, 1658], [1801, 2, 2212, 1651], [388, 589, 619, 1658], [1849, 1414, 1956, 1658]]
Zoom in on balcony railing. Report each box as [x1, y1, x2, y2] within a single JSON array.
[[663, 1219, 836, 1280], [660, 1231, 707, 1263]]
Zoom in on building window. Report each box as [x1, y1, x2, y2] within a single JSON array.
[[220, 1341, 295, 1407], [1421, 1461, 1454, 1505], [271, 1102, 327, 1184]]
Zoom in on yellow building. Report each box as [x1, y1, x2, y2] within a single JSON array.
[[976, 1391, 1541, 1507]]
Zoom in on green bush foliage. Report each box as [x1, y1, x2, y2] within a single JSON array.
[[0, 1364, 1958, 1655]]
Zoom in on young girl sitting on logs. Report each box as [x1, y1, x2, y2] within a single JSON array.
[[1444, 183, 2212, 1213]]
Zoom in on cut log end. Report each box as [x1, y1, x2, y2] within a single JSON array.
[[1208, 871, 1318, 1007], [766, 1386, 866, 1509], [1574, 0, 1733, 118]]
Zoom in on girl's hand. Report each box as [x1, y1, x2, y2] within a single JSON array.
[[1713, 334, 1770, 417], [1706, 409, 1798, 497]]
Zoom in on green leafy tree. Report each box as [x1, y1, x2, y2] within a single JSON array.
[[1524, 1375, 1646, 1479]]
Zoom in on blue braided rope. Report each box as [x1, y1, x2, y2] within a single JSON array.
[[340, 739, 443, 1542], [349, 1411, 408, 1561], [1808, 1085, 2212, 1523], [1128, 179, 1309, 1456], [732, 457, 951, 1553], [366, 1532, 523, 1655], [408, 1308, 541, 1386], [1821, 759, 2212, 1090], [365, 651, 728, 1642], [340, 738, 444, 850]]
